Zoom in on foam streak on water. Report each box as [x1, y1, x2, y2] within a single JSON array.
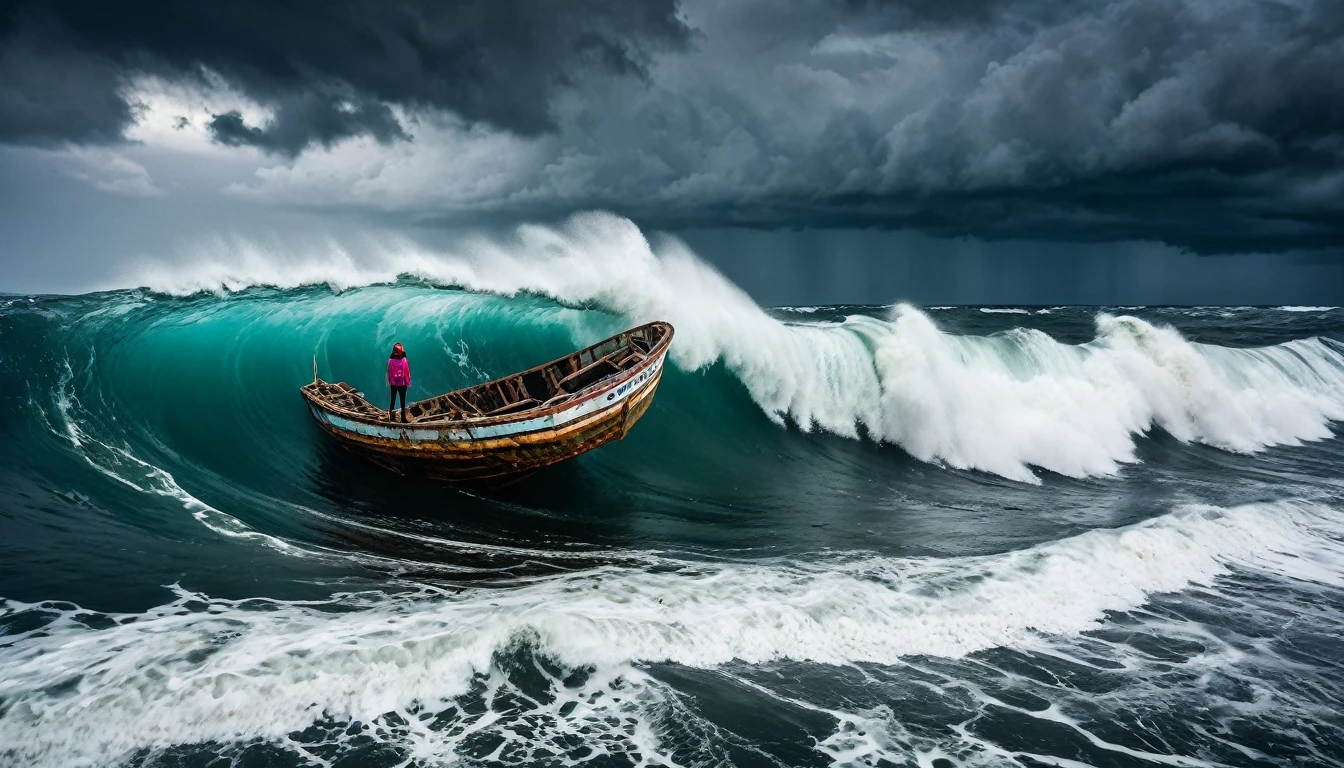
[[2, 214, 1342, 767], [2, 499, 1340, 766]]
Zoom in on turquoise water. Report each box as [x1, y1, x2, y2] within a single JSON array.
[[2, 282, 1344, 766]]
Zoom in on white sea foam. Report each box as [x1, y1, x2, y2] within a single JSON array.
[[1, 499, 1339, 766], [126, 212, 1344, 482], [1275, 306, 1337, 313]]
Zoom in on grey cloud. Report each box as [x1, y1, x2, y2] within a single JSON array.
[[515, 0, 1344, 251], [869, 0, 1340, 190], [5, 0, 1344, 253], [207, 93, 409, 156], [65, 151, 165, 197], [0, 0, 692, 151], [0, 33, 135, 146]]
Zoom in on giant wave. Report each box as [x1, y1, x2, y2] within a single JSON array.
[[3, 213, 1344, 767], [108, 212, 1344, 483]]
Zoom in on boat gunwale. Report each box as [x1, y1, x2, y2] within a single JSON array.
[[300, 320, 673, 430], [308, 367, 665, 455]]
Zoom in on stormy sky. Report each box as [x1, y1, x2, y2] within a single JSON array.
[[2, 0, 1343, 303]]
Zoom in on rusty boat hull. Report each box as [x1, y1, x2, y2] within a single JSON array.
[[300, 321, 673, 484]]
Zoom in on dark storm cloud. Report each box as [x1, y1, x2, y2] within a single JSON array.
[[572, 0, 1344, 252], [207, 93, 408, 156], [0, 32, 134, 146], [0, 0, 691, 150], [3, 0, 1344, 253]]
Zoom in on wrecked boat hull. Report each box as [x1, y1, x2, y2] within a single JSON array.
[[300, 322, 672, 484]]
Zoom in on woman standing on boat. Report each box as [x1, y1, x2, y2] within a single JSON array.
[[388, 342, 410, 422]]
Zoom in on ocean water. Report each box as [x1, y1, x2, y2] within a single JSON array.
[[2, 218, 1344, 767]]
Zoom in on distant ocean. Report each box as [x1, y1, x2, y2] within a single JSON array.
[[3, 228, 1343, 766]]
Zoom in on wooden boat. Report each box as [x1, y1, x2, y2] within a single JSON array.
[[300, 321, 673, 483]]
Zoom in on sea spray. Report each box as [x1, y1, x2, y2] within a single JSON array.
[[120, 213, 1344, 482], [3, 273, 1344, 767], [2, 499, 1339, 766]]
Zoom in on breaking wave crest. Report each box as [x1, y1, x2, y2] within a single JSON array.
[[118, 212, 1344, 482], [3, 213, 1343, 767]]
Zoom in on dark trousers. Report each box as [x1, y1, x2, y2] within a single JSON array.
[[389, 385, 407, 420]]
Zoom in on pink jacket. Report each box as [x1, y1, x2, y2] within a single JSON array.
[[387, 356, 410, 387]]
